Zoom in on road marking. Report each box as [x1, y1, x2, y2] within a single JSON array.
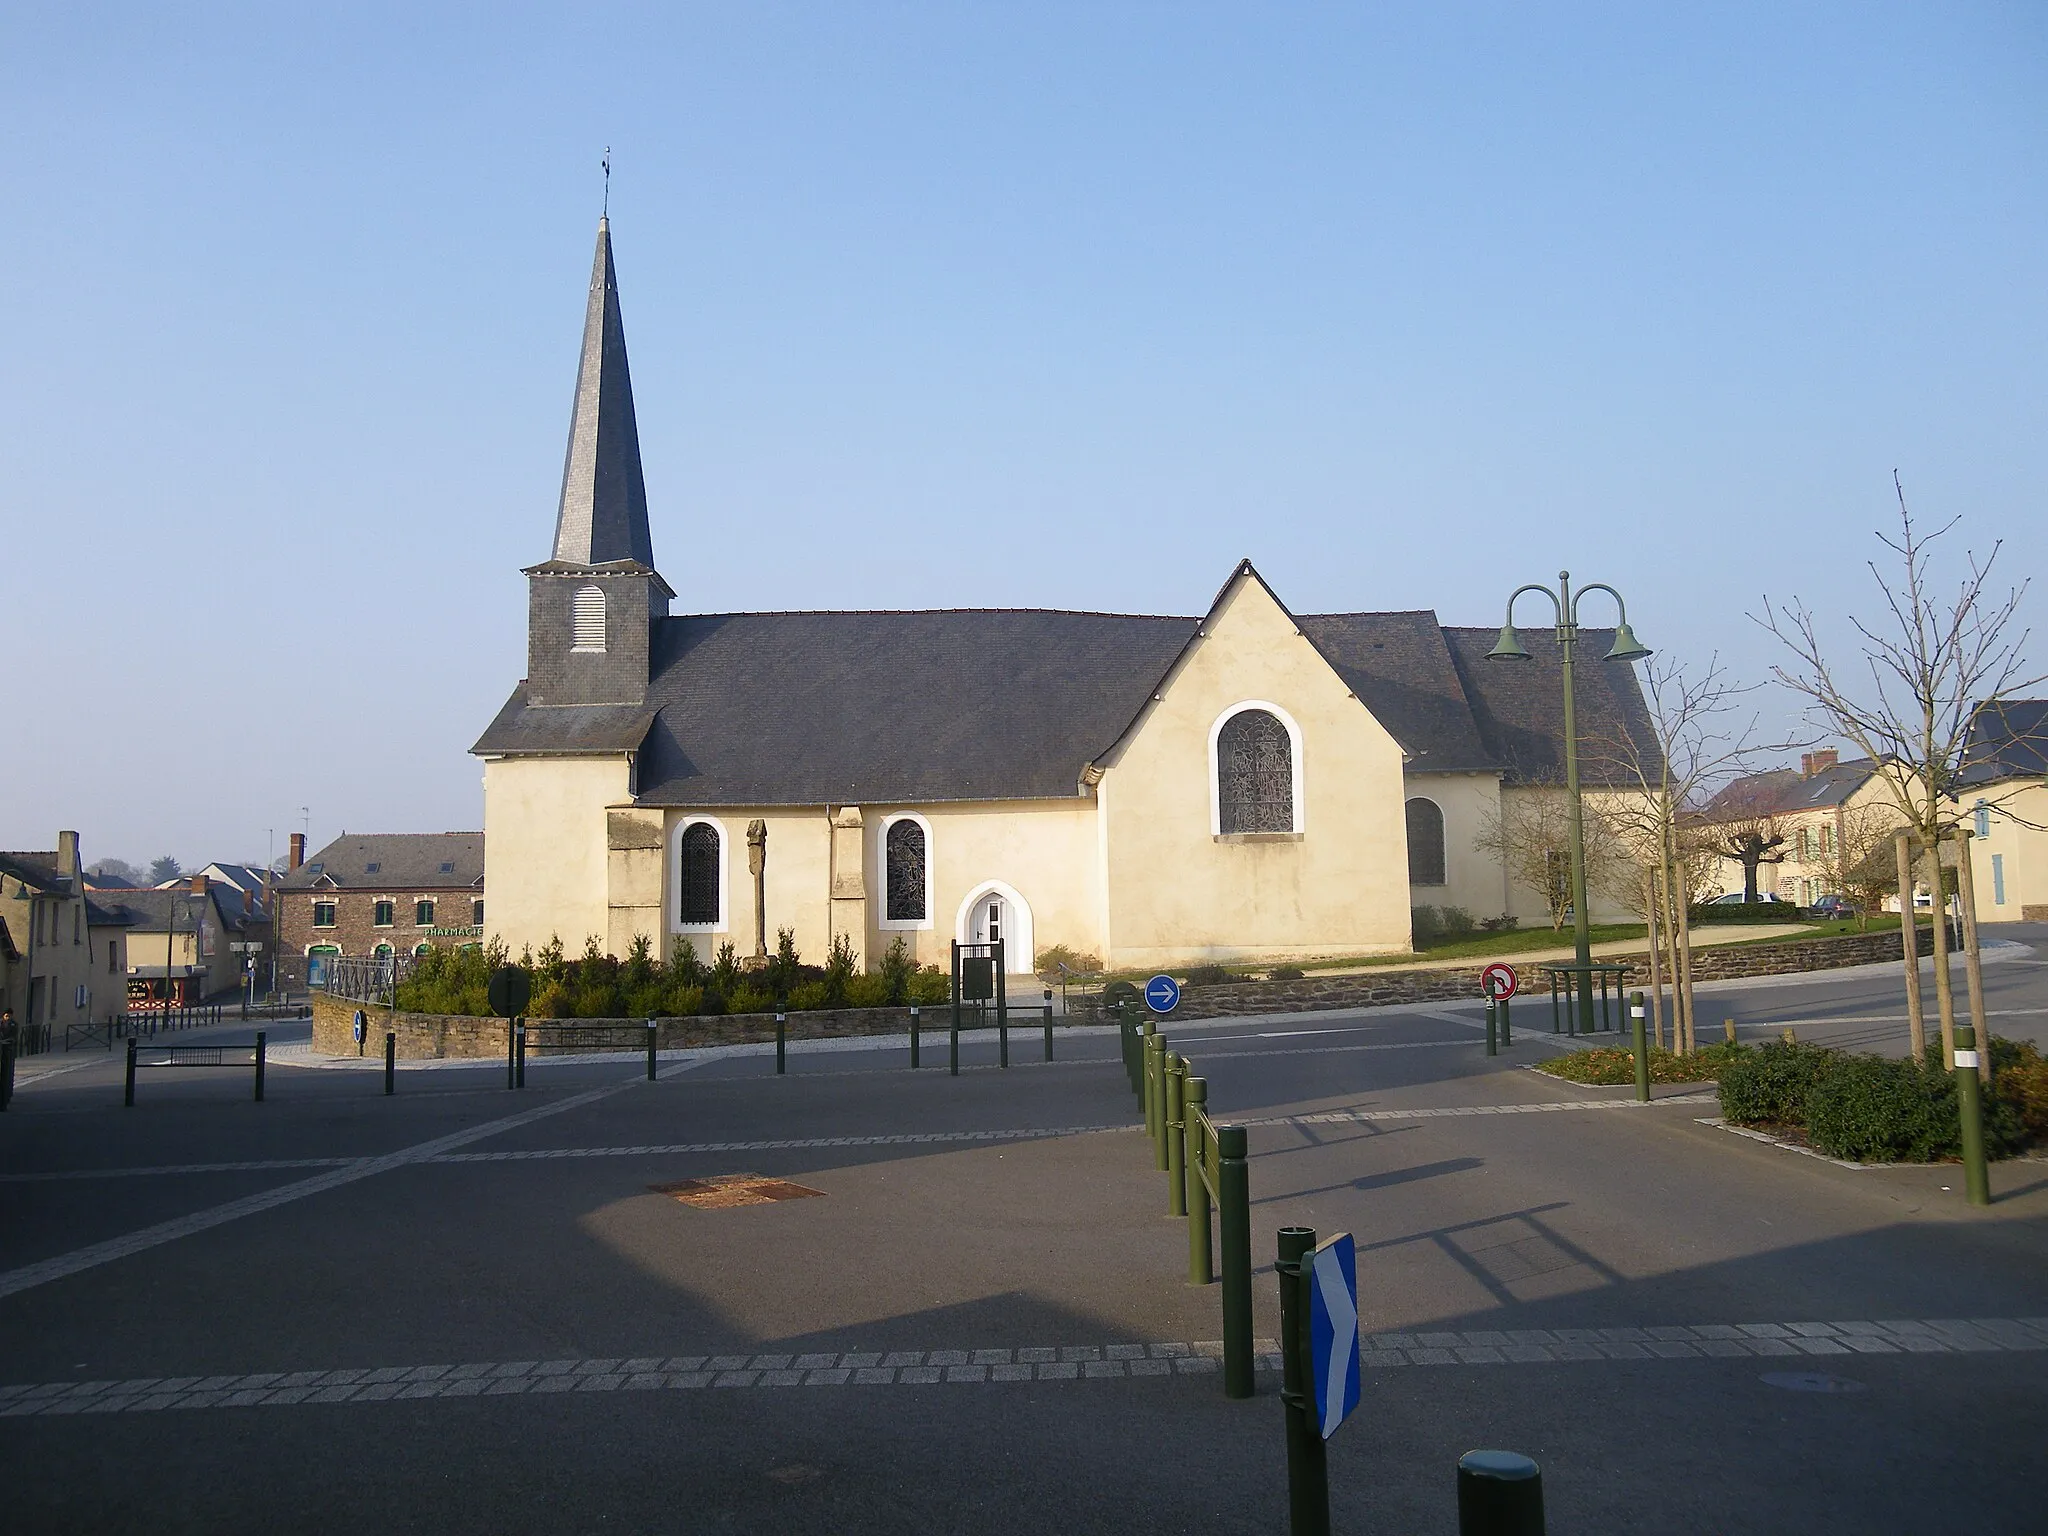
[[1245, 1094, 1716, 1128], [5, 1318, 2039, 1416], [0, 1126, 1136, 1183], [0, 1081, 638, 1301]]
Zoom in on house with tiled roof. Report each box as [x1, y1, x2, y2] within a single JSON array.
[[1, 833, 105, 1047], [1694, 751, 1911, 907], [274, 833, 485, 989], [471, 219, 1662, 972], [1957, 700, 2048, 921]]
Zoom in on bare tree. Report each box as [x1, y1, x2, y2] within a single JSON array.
[[1474, 791, 1628, 932], [1815, 804, 1906, 930], [88, 857, 143, 886], [1756, 474, 2041, 1066], [1702, 811, 1788, 903]]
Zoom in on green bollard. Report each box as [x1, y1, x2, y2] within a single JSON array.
[[1277, 1225, 1330, 1536], [1166, 1053, 1188, 1217], [1500, 994, 1511, 1046], [1143, 1025, 1161, 1141], [1043, 987, 1055, 1062], [1954, 1020, 1992, 1206], [254, 1031, 266, 1102], [1485, 998, 1498, 1057], [647, 1018, 658, 1081], [384, 1031, 396, 1096], [910, 1005, 920, 1069], [1457, 1450, 1545, 1535], [775, 1005, 787, 1076], [1630, 990, 1650, 1104], [1185, 1076, 1213, 1285], [950, 996, 961, 1077], [1152, 1035, 1172, 1172], [1217, 1124, 1253, 1399]]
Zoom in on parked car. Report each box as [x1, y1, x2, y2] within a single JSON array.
[[1808, 894, 1858, 919], [1705, 891, 1790, 905]]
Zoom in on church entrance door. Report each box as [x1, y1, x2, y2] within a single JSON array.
[[956, 881, 1033, 975], [968, 894, 1008, 951]]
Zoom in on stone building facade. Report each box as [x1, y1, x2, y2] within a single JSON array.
[[274, 832, 486, 989]]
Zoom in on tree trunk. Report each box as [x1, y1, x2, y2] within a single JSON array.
[[1645, 870, 1665, 1052], [1924, 845, 1957, 1070], [1894, 830, 1927, 1060], [1674, 869, 1697, 1055]]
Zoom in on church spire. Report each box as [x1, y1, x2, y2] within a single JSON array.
[[550, 216, 655, 568]]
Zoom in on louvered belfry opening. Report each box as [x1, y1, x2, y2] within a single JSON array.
[[678, 823, 720, 924], [571, 585, 607, 652], [1217, 709, 1293, 833], [886, 819, 927, 922]]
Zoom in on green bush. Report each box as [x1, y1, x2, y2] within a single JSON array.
[[1538, 1043, 1749, 1086], [1268, 965, 1305, 981], [1184, 963, 1236, 986], [1438, 906, 1478, 938], [1034, 943, 1101, 978], [1411, 905, 1443, 946], [1717, 1040, 1834, 1127], [1689, 902, 1803, 924], [1993, 1039, 2048, 1140]]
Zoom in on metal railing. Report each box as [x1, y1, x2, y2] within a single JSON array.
[[124, 1032, 268, 1106], [1116, 1002, 1254, 1398], [317, 954, 418, 1004]]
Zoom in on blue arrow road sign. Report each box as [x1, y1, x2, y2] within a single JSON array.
[[1144, 974, 1181, 1014], [1308, 1232, 1362, 1439]]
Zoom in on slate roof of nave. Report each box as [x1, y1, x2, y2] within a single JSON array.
[[474, 605, 1663, 806]]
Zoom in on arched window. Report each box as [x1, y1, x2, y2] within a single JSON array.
[[1216, 709, 1294, 833], [1406, 798, 1446, 886], [678, 821, 721, 927], [885, 818, 928, 924], [571, 585, 607, 652]]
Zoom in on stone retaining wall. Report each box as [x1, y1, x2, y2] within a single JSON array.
[[1079, 925, 1938, 1023], [309, 991, 954, 1060]]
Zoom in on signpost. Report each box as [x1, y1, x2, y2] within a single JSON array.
[[1481, 962, 1518, 1054], [1144, 974, 1181, 1015], [1277, 1225, 1361, 1536], [1308, 1233, 1362, 1440]]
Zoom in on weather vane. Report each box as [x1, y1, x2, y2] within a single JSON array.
[[602, 146, 611, 217]]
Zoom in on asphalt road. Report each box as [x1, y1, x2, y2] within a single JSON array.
[[2, 927, 2044, 1534]]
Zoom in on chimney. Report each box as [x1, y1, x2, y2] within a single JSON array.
[[289, 833, 306, 870], [56, 830, 80, 884], [1801, 749, 1839, 777], [189, 873, 209, 897]]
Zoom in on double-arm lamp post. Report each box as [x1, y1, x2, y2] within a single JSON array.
[[1488, 571, 1652, 1036]]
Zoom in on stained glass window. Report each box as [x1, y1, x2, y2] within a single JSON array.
[[1406, 798, 1446, 886], [1217, 710, 1294, 833], [886, 819, 927, 923], [679, 822, 720, 925]]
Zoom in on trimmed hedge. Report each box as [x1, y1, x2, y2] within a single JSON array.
[[1718, 1039, 2036, 1162], [1689, 902, 1804, 924]]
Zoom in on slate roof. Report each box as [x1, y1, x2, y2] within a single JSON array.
[[1441, 628, 1664, 788], [476, 597, 1663, 803], [550, 217, 654, 568], [85, 897, 134, 928], [85, 871, 137, 890], [1957, 699, 2048, 786], [1699, 758, 1880, 820], [0, 852, 69, 895], [277, 833, 485, 892], [107, 887, 256, 935]]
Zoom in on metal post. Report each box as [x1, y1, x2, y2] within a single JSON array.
[[775, 1005, 787, 1075], [125, 1036, 137, 1107], [910, 1005, 920, 1069], [1142, 1020, 1160, 1139], [1955, 829, 1993, 1088], [1485, 998, 1497, 1057], [995, 941, 1009, 1069], [507, 1018, 517, 1090], [1500, 994, 1511, 1046], [949, 942, 962, 1078], [1149, 1034, 1171, 1170], [1556, 573, 1597, 1040], [1217, 1124, 1253, 1399], [1630, 990, 1649, 1103], [1457, 1450, 1545, 1535], [254, 1031, 266, 1101], [1953, 1016, 1992, 1206], [515, 1021, 526, 1089], [646, 1018, 658, 1081], [1043, 987, 1054, 1062], [1277, 1225, 1330, 1536], [1185, 1076, 1213, 1285], [1166, 1053, 1188, 1217], [384, 1031, 396, 1096]]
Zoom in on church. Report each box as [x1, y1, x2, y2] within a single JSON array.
[[474, 220, 1658, 976]]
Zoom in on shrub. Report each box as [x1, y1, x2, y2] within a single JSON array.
[[1717, 1040, 1835, 1127], [1689, 902, 1803, 925], [1269, 965, 1305, 981], [1184, 963, 1236, 986], [906, 965, 952, 1005], [1438, 906, 1478, 939], [1539, 1043, 1749, 1086], [1803, 1053, 1962, 1162], [1993, 1038, 2048, 1140], [788, 980, 829, 1011], [1480, 915, 1520, 933], [844, 972, 890, 1009], [1035, 944, 1102, 978], [1411, 905, 1442, 946]]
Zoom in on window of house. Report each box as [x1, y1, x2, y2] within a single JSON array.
[[472, 898, 485, 925], [1820, 824, 1835, 856], [885, 818, 929, 924], [414, 899, 435, 927], [312, 902, 337, 928], [414, 943, 433, 956], [373, 900, 395, 927], [677, 821, 721, 927], [1405, 798, 1446, 886], [572, 585, 607, 652], [1975, 801, 1991, 840], [1216, 708, 1295, 834], [439, 861, 455, 874], [373, 942, 394, 959], [366, 862, 380, 874]]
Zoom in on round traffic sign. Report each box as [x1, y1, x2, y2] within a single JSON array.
[[487, 965, 533, 1019], [1144, 974, 1182, 1014], [1480, 962, 1519, 1001]]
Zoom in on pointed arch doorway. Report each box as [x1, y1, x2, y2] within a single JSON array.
[[956, 881, 1033, 975]]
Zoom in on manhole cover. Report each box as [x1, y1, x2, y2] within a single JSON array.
[[650, 1174, 824, 1209], [1760, 1371, 1866, 1394]]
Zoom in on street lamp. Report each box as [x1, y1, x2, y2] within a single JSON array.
[[1488, 570, 1652, 1036]]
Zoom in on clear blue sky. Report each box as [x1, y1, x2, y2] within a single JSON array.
[[3, 3, 2042, 869]]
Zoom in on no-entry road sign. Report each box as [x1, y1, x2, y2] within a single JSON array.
[[1480, 962, 1519, 1001], [1144, 974, 1181, 1014], [1309, 1231, 1362, 1439]]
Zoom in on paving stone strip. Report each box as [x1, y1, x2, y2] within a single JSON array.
[[4, 1319, 2039, 1416], [1246, 1094, 1718, 1129]]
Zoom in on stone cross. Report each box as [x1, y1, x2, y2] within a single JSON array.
[[747, 820, 769, 963]]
